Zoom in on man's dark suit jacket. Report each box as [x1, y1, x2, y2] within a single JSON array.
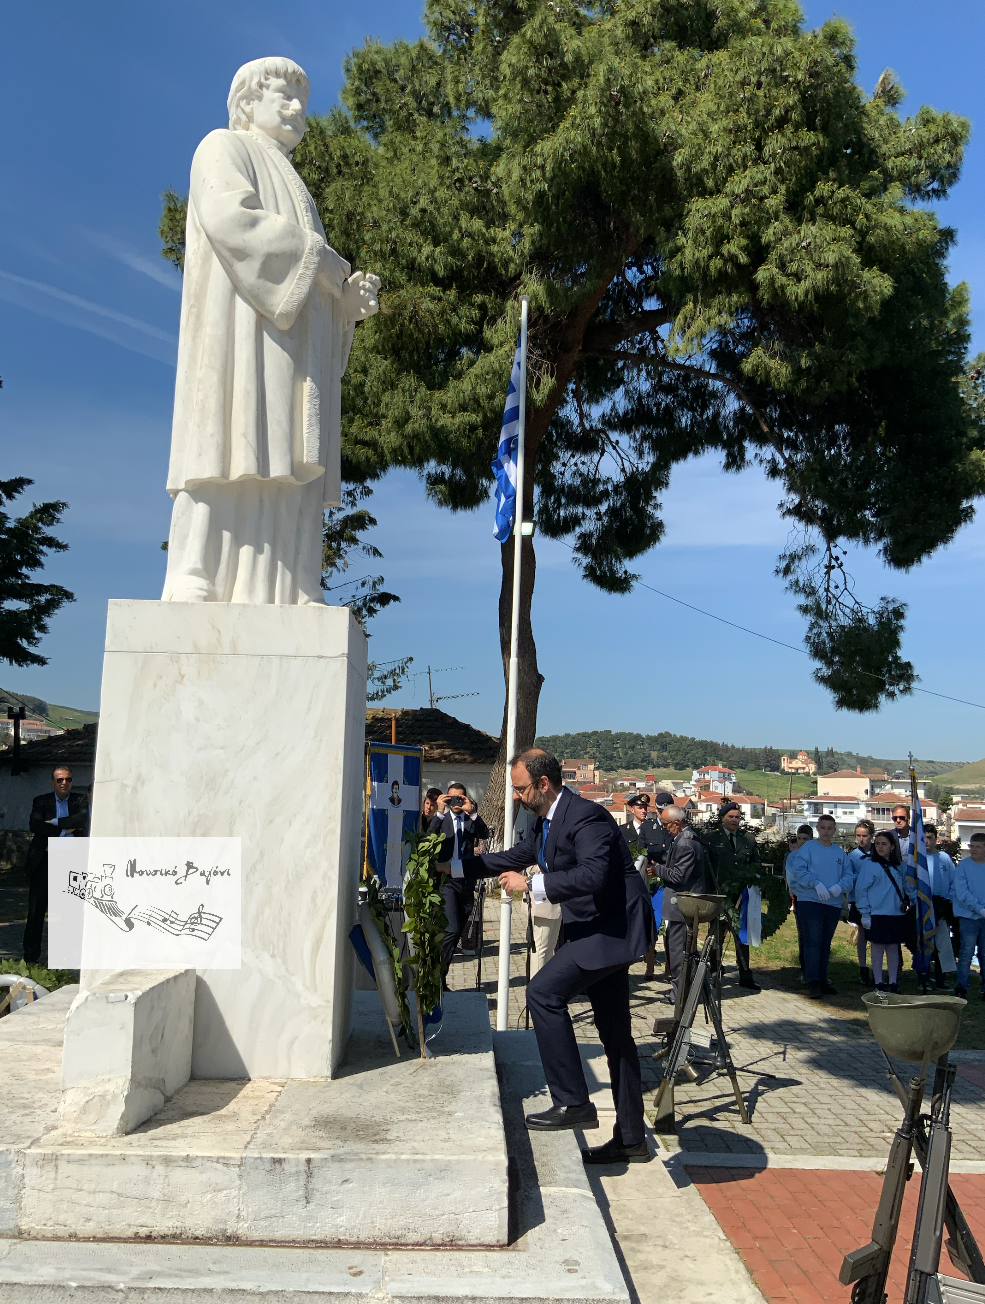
[[622, 816, 670, 867], [660, 824, 710, 923], [429, 809, 490, 864], [457, 788, 655, 969], [26, 791, 90, 875]]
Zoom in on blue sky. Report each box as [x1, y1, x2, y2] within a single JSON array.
[[2, 0, 983, 762]]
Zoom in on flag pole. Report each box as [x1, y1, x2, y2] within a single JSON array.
[[497, 295, 529, 1033]]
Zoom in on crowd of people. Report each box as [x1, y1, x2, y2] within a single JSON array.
[[785, 810, 985, 1001]]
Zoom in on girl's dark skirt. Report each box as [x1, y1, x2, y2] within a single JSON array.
[[868, 913, 909, 945]]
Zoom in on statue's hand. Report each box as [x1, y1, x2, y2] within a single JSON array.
[[317, 245, 351, 298], [342, 272, 382, 321]]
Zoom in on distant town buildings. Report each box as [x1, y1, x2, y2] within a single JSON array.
[[691, 764, 736, 794], [781, 751, 817, 775], [562, 758, 600, 785]]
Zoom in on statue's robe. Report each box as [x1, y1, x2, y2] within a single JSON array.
[[162, 128, 354, 605]]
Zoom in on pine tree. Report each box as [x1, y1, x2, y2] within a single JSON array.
[[0, 478, 74, 667], [162, 3, 983, 830]]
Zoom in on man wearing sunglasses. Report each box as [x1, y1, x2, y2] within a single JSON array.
[[892, 805, 913, 860], [438, 748, 655, 1165]]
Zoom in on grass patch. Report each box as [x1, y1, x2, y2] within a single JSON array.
[[749, 916, 984, 1050], [731, 769, 816, 803]]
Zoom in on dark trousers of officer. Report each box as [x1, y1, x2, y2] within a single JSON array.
[[440, 878, 475, 970], [526, 947, 645, 1146], [665, 919, 688, 998], [23, 866, 47, 964]]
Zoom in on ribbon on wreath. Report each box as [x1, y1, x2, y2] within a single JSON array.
[[738, 885, 763, 948]]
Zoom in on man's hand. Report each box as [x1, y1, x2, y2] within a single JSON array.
[[317, 244, 351, 298], [499, 871, 528, 895], [341, 271, 381, 320], [436, 862, 452, 875]]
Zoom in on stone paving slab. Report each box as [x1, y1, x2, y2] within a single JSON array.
[[447, 898, 985, 1161]]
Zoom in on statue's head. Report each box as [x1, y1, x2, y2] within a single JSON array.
[[227, 57, 310, 151]]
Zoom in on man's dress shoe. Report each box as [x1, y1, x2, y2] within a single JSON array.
[[582, 1137, 650, 1164], [525, 1103, 599, 1131]]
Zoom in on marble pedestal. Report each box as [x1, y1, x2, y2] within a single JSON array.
[[86, 600, 367, 1079]]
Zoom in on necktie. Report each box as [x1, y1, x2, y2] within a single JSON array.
[[454, 815, 462, 860], [729, 832, 736, 852], [538, 818, 551, 873]]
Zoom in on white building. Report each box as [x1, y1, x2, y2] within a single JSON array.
[[691, 765, 736, 795], [953, 806, 985, 847]]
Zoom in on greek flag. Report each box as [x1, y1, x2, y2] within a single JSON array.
[[492, 338, 522, 542], [366, 744, 422, 886], [905, 782, 935, 975]]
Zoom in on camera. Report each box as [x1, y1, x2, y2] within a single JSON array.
[[445, 793, 467, 810]]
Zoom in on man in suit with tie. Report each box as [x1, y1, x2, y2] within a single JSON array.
[[440, 748, 655, 1164], [23, 765, 90, 963], [658, 803, 710, 995], [429, 782, 490, 975]]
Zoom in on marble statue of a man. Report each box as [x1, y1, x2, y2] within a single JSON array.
[[161, 57, 381, 605]]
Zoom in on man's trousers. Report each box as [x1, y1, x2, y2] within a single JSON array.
[[665, 919, 688, 998], [440, 878, 476, 971], [23, 866, 47, 964], [527, 899, 562, 978], [525, 946, 645, 1147]]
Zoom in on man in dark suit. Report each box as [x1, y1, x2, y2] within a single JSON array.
[[429, 782, 490, 974], [622, 793, 670, 979], [441, 749, 655, 1165], [23, 765, 90, 963], [658, 803, 710, 996]]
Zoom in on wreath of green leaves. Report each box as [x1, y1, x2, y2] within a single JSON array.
[[701, 823, 791, 942], [400, 829, 448, 1057]]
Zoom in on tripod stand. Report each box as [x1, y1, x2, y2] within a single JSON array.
[[841, 995, 985, 1304], [653, 893, 750, 1135]]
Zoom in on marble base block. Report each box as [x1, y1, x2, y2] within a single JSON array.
[[60, 969, 194, 1136], [87, 600, 368, 1079]]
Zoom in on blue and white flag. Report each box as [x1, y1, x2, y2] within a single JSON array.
[[491, 338, 522, 542], [366, 745, 422, 886]]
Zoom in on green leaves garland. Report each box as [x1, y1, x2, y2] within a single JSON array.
[[365, 875, 416, 1050], [400, 830, 448, 1058]]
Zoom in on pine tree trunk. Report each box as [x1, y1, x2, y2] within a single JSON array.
[[479, 529, 544, 847]]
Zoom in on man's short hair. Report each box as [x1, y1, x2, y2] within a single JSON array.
[[970, 832, 985, 845], [447, 781, 467, 795], [227, 57, 310, 132], [816, 814, 837, 827], [892, 805, 909, 816], [661, 804, 685, 823], [924, 823, 938, 837], [797, 823, 814, 837], [425, 787, 442, 802], [510, 748, 562, 789], [51, 765, 72, 779]]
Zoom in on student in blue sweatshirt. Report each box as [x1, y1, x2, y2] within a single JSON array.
[[953, 832, 985, 999], [855, 831, 912, 992], [785, 814, 854, 999], [848, 819, 876, 986]]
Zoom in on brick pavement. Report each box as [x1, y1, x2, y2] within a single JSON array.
[[447, 895, 985, 1160], [692, 1167, 985, 1304]]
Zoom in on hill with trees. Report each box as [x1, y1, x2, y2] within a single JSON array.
[[533, 731, 962, 779]]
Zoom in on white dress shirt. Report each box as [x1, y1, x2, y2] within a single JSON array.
[[451, 792, 563, 902]]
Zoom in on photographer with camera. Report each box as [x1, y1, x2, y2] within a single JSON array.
[[430, 782, 490, 976]]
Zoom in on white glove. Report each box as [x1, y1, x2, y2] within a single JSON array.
[[861, 916, 872, 929], [815, 882, 831, 902], [829, 883, 842, 899], [979, 909, 985, 920]]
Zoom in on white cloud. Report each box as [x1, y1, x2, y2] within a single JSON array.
[[0, 269, 177, 366], [84, 231, 182, 292]]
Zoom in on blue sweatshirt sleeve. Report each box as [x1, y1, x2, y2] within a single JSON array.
[[855, 863, 874, 919], [784, 845, 813, 896]]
